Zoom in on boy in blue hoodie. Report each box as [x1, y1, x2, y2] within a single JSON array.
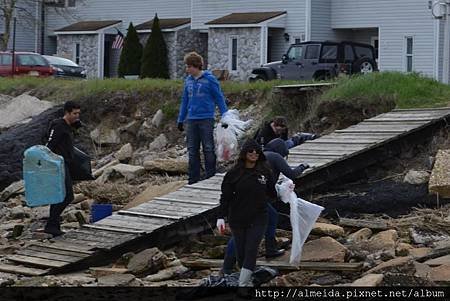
[[177, 52, 228, 184]]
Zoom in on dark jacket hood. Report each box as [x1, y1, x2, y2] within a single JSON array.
[[240, 138, 266, 161], [264, 138, 289, 157]]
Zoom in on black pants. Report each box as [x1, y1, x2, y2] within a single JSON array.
[[231, 222, 267, 271], [46, 165, 73, 230]]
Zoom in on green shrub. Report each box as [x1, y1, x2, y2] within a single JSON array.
[[118, 23, 143, 77], [140, 14, 169, 79]]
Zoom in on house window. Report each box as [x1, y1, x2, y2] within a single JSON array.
[[230, 37, 238, 71], [74, 43, 80, 64], [405, 36, 413, 72]]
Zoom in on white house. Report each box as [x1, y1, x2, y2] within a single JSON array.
[[3, 0, 450, 82]]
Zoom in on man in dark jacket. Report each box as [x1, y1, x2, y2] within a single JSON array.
[[44, 101, 81, 237], [221, 138, 310, 274], [254, 116, 318, 148]]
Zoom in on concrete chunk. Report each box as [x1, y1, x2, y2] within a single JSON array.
[[429, 149, 450, 198]]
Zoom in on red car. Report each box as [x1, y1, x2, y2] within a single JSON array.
[[0, 52, 53, 77]]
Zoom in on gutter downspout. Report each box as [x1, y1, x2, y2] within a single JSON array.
[[305, 0, 312, 41], [434, 17, 440, 80], [40, 1, 45, 54]]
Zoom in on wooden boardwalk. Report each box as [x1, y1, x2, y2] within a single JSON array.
[[1, 107, 449, 276]]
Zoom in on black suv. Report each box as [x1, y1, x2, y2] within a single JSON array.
[[250, 41, 378, 81]]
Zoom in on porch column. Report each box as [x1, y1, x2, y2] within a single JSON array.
[[97, 32, 105, 79], [260, 25, 268, 65]]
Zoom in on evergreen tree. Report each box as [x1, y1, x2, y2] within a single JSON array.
[[118, 23, 143, 77], [141, 14, 169, 79]]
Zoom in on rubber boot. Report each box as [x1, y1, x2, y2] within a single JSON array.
[[265, 237, 285, 259], [238, 268, 253, 287]]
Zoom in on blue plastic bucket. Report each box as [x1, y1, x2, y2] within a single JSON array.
[[91, 204, 112, 223]]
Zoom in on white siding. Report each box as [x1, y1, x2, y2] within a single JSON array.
[[191, 0, 306, 33], [45, 0, 191, 37], [311, 0, 335, 41], [192, 0, 306, 70], [0, 0, 38, 51], [331, 0, 435, 77]]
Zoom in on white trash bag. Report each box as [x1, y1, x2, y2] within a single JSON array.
[[276, 177, 324, 265], [215, 124, 238, 162], [215, 109, 252, 162]]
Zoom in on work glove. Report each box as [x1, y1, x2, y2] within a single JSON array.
[[216, 219, 225, 235], [177, 122, 184, 132], [72, 120, 83, 129], [300, 163, 310, 170]]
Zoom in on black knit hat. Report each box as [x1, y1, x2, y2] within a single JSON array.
[[239, 138, 266, 161]]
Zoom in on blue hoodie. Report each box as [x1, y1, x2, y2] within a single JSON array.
[[177, 71, 228, 123]]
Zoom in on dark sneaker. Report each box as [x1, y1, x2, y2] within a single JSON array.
[[43, 227, 65, 237], [265, 249, 285, 259]]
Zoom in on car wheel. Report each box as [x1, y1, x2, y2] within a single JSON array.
[[353, 58, 375, 74]]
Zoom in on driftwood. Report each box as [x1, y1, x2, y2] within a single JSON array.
[[181, 258, 363, 272], [338, 217, 390, 230], [415, 247, 450, 263]]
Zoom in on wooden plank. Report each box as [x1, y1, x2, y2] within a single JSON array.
[[133, 202, 210, 215], [17, 249, 81, 263], [102, 213, 172, 227], [118, 210, 182, 220], [345, 124, 420, 130], [183, 184, 221, 192], [153, 197, 218, 207], [296, 144, 367, 151], [62, 231, 126, 244], [95, 219, 159, 232], [168, 189, 221, 200], [0, 263, 49, 276], [7, 255, 67, 268], [30, 242, 95, 255], [304, 140, 377, 145], [392, 107, 450, 112], [181, 258, 362, 272], [69, 228, 137, 240], [82, 224, 144, 234], [122, 205, 199, 217], [27, 245, 91, 258], [366, 118, 435, 122], [335, 129, 406, 134], [290, 151, 352, 156], [58, 237, 113, 248]]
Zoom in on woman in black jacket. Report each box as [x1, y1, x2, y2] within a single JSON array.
[[216, 139, 277, 286]]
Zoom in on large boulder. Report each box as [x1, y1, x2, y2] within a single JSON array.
[[0, 180, 24, 202], [404, 170, 430, 185], [115, 143, 133, 162], [311, 223, 345, 238], [151, 109, 164, 128], [127, 248, 168, 276], [148, 134, 168, 151], [0, 106, 62, 191], [0, 94, 54, 130], [97, 273, 137, 286], [90, 127, 120, 145], [301, 237, 348, 263]]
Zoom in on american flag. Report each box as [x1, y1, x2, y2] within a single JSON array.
[[112, 30, 124, 49]]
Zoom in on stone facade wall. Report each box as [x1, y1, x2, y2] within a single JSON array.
[[175, 28, 208, 79], [57, 34, 99, 78], [208, 28, 261, 81], [139, 28, 207, 79]]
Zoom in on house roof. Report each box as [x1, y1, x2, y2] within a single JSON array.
[[55, 20, 122, 32], [205, 11, 286, 25], [135, 18, 191, 31]]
